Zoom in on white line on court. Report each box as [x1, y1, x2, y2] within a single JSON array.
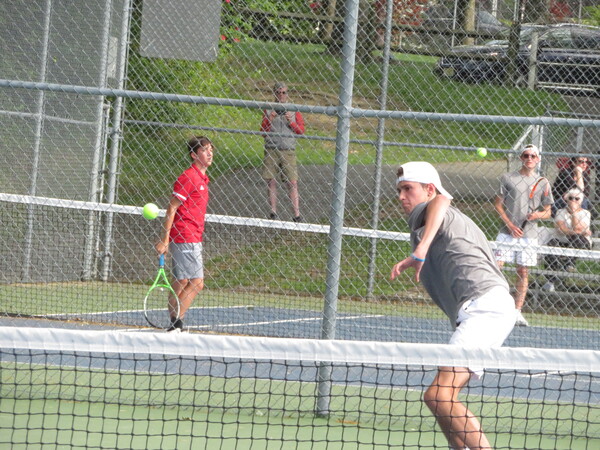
[[46, 305, 253, 317], [188, 314, 384, 330]]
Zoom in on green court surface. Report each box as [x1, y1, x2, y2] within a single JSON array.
[[2, 361, 598, 449]]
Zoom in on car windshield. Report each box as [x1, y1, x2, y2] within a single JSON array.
[[491, 25, 600, 49], [489, 26, 548, 46]]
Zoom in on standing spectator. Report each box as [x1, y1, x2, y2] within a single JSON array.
[[391, 161, 515, 450], [260, 82, 305, 222], [551, 155, 592, 215], [494, 144, 553, 327], [543, 187, 592, 292], [156, 136, 213, 331]]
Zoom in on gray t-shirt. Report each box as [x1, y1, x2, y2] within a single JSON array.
[[408, 202, 509, 328], [497, 171, 553, 238], [264, 111, 300, 150]]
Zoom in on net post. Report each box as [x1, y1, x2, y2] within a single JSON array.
[[317, 0, 361, 417], [316, 362, 333, 417]]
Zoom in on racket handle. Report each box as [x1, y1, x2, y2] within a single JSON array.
[[159, 254, 165, 267]]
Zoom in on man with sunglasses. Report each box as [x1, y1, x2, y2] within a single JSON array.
[[494, 144, 554, 326], [260, 82, 305, 222]]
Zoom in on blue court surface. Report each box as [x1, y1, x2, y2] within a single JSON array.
[[3, 302, 599, 350]]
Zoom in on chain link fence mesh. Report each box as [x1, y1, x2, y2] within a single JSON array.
[[1, 0, 600, 348]]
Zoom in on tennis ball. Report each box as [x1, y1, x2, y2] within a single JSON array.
[[142, 203, 159, 220], [476, 147, 488, 158]]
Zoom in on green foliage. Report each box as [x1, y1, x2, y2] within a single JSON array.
[[583, 5, 600, 26], [221, 0, 320, 43]]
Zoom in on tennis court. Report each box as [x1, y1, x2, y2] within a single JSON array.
[[3, 299, 600, 350], [3, 0, 600, 447], [2, 328, 599, 449]]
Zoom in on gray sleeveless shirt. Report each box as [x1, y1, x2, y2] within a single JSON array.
[[408, 202, 509, 327]]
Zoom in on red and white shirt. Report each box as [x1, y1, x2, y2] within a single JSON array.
[[170, 165, 210, 243]]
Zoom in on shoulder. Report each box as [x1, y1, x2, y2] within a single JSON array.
[[502, 171, 520, 182], [176, 166, 193, 180], [178, 166, 204, 182], [499, 172, 520, 188]]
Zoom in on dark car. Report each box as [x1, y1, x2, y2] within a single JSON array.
[[434, 24, 600, 93]]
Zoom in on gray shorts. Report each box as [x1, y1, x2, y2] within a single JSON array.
[[169, 242, 204, 280]]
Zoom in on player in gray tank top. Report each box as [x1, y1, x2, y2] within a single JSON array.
[[391, 161, 515, 450]]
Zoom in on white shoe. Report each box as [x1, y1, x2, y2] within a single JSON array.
[[542, 282, 555, 292], [515, 310, 529, 327]]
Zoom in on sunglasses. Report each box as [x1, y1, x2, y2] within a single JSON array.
[[521, 153, 538, 159], [576, 159, 589, 164], [567, 196, 582, 201], [275, 90, 288, 95]]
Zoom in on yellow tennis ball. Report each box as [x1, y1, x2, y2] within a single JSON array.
[[142, 203, 159, 220], [476, 147, 488, 158]]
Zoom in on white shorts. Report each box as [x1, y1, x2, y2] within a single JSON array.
[[450, 285, 516, 379], [494, 233, 538, 267]]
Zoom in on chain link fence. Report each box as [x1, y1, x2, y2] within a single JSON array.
[[1, 0, 600, 348]]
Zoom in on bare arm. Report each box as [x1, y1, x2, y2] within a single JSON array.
[[573, 166, 585, 191], [555, 219, 571, 236], [413, 194, 451, 259], [390, 195, 451, 283], [529, 204, 552, 223], [155, 196, 183, 254], [494, 195, 523, 238], [571, 211, 592, 236]]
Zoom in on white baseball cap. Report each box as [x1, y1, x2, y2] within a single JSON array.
[[521, 144, 540, 156], [396, 161, 453, 199]]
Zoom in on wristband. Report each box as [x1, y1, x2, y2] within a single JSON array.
[[411, 254, 426, 262]]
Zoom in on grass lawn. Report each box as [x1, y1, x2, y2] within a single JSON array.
[[118, 40, 567, 206]]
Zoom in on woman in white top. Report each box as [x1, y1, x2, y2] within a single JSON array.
[[543, 187, 592, 291]]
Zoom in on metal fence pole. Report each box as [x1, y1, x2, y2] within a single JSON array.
[[83, 0, 114, 281], [102, 0, 133, 281], [367, 0, 393, 299], [317, 0, 360, 417], [22, 0, 52, 282]]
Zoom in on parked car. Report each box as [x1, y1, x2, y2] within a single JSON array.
[[434, 23, 600, 93]]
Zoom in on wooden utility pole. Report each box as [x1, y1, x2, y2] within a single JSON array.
[[505, 0, 524, 87]]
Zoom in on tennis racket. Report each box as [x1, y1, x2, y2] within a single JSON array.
[[521, 177, 548, 229], [143, 254, 180, 329]]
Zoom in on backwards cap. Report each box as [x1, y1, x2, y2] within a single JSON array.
[[521, 144, 540, 156], [396, 161, 453, 199]]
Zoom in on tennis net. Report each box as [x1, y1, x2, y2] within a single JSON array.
[[1, 327, 599, 449]]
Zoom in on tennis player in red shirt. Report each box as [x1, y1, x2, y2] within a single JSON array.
[[156, 136, 213, 331]]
